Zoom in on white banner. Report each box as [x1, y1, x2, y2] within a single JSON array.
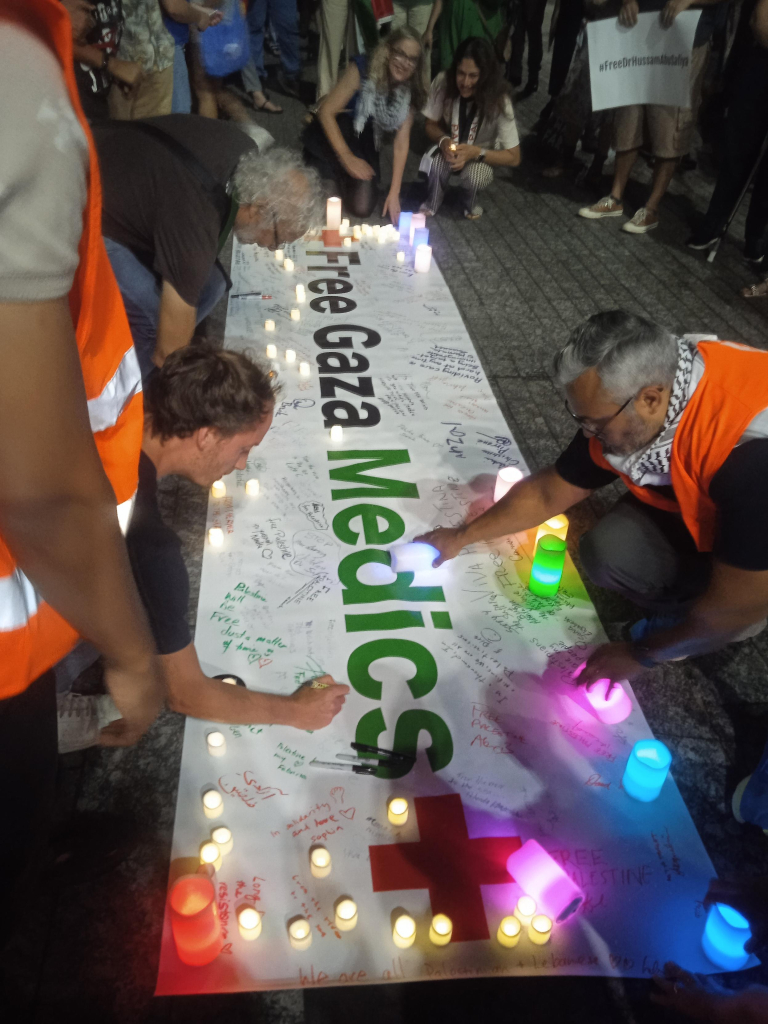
[[587, 11, 701, 112], [155, 234, 735, 997]]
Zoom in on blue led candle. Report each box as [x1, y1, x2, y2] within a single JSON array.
[[529, 535, 567, 597], [390, 542, 440, 572], [412, 227, 430, 249], [398, 212, 413, 239], [702, 903, 751, 970], [621, 739, 672, 801]]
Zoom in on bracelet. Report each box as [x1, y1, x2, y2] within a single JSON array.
[[438, 135, 451, 149]]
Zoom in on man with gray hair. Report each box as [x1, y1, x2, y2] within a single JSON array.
[[418, 310, 768, 827], [93, 116, 324, 376]]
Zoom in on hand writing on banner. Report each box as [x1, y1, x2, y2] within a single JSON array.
[[283, 675, 350, 730], [577, 641, 644, 689], [414, 525, 466, 566]]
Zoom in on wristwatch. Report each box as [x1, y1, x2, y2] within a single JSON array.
[[630, 641, 660, 669], [477, 148, 487, 162]]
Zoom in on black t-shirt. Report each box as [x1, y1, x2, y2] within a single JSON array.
[[458, 98, 477, 144], [93, 115, 254, 306], [555, 430, 768, 570], [126, 453, 191, 656], [75, 0, 123, 123]]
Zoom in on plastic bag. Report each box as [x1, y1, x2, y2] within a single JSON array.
[[197, 0, 250, 78]]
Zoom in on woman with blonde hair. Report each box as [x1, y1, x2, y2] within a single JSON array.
[[303, 27, 427, 221]]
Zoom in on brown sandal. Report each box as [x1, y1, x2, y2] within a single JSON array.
[[251, 91, 283, 114], [742, 280, 768, 299]]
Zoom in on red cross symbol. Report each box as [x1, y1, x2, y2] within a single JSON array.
[[368, 794, 521, 942]]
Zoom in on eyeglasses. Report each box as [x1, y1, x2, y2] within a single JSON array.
[[391, 47, 419, 69], [564, 394, 634, 438]]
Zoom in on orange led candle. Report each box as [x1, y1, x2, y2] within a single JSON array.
[[169, 873, 223, 966]]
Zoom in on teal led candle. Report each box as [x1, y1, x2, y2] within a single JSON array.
[[702, 903, 751, 970], [622, 739, 672, 801], [529, 535, 567, 597]]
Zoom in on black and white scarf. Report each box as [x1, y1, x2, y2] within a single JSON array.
[[353, 78, 411, 150]]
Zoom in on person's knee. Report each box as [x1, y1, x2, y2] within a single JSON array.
[[579, 516, 629, 591]]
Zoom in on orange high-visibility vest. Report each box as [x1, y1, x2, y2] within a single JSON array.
[[589, 341, 768, 553], [0, 0, 143, 698]]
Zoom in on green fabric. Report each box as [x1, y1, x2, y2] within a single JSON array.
[[351, 0, 381, 53], [438, 0, 505, 70]]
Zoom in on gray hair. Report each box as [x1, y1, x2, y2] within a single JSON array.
[[553, 311, 678, 402], [232, 146, 325, 235]]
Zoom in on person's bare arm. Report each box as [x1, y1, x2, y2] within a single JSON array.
[[416, 466, 593, 565], [155, 280, 198, 367], [382, 111, 413, 223], [72, 42, 143, 87], [454, 143, 521, 169], [0, 298, 162, 743], [423, 0, 443, 48], [753, 0, 768, 48], [160, 0, 222, 30], [162, 644, 350, 729], [317, 64, 374, 181], [661, 0, 725, 29]]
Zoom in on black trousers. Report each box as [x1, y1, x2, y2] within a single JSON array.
[[699, 44, 768, 249], [509, 0, 548, 86], [547, 0, 584, 98], [0, 671, 58, 949]]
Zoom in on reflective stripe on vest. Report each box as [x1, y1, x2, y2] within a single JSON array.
[[87, 346, 142, 434]]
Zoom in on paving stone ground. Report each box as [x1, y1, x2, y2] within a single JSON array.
[[10, 14, 768, 1023]]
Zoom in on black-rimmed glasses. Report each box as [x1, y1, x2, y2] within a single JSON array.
[[564, 394, 634, 438]]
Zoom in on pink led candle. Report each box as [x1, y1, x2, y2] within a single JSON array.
[[506, 840, 584, 922], [574, 663, 632, 724], [169, 872, 223, 966]]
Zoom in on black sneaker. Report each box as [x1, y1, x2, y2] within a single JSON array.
[[686, 230, 720, 250]]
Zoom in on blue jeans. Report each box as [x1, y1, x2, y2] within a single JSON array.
[[171, 42, 192, 113], [104, 238, 228, 378], [246, 0, 300, 79]]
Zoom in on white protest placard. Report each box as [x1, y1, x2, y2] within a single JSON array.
[[587, 11, 701, 111], [155, 235, 744, 997]]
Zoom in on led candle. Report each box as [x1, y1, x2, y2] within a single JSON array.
[[393, 913, 416, 949], [622, 739, 672, 802], [288, 917, 312, 950], [200, 840, 222, 872], [409, 213, 426, 244], [275, 249, 284, 262], [245, 478, 260, 496], [169, 873, 223, 966], [340, 218, 350, 234], [212, 826, 233, 856], [283, 258, 294, 272], [581, 676, 633, 725], [529, 534, 567, 598], [514, 895, 537, 926], [326, 196, 342, 230], [285, 349, 296, 363], [335, 898, 358, 931], [266, 343, 277, 358], [206, 730, 226, 757], [362, 224, 371, 235], [497, 916, 521, 948], [342, 236, 351, 247], [529, 914, 552, 945], [702, 903, 751, 970], [299, 362, 311, 377], [494, 466, 523, 502], [202, 789, 224, 819], [414, 244, 432, 273], [390, 542, 439, 573], [353, 225, 362, 240], [507, 841, 584, 922], [290, 308, 300, 321], [238, 906, 262, 941], [210, 479, 226, 499], [378, 231, 387, 245], [372, 223, 381, 237], [310, 847, 331, 878], [208, 527, 223, 548], [295, 284, 306, 302], [398, 211, 413, 240], [412, 227, 429, 249], [265, 319, 276, 332], [387, 797, 409, 826], [218, 675, 239, 685], [396, 251, 405, 263], [534, 515, 569, 547], [329, 424, 343, 443], [429, 913, 452, 946]]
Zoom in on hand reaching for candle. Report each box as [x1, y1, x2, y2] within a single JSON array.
[[413, 525, 467, 566], [704, 877, 768, 958], [99, 657, 165, 747], [343, 154, 375, 181], [283, 675, 350, 731], [651, 961, 768, 1021], [450, 144, 479, 172], [577, 641, 645, 688], [382, 191, 401, 225]]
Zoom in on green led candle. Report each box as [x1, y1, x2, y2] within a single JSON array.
[[529, 534, 567, 597]]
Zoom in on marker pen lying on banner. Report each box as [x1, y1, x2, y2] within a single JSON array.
[[310, 759, 379, 775]]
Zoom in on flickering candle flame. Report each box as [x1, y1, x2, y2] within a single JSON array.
[[310, 847, 331, 878], [387, 797, 409, 826], [329, 424, 343, 443], [212, 826, 233, 856], [238, 906, 261, 941], [529, 914, 552, 945], [275, 249, 284, 262], [393, 913, 416, 948], [206, 730, 226, 756], [265, 319, 276, 331], [497, 916, 521, 948], [295, 284, 306, 302], [396, 251, 405, 263], [285, 349, 296, 363], [514, 895, 537, 925], [266, 343, 277, 358], [299, 362, 311, 377], [245, 478, 260, 497], [414, 244, 432, 273], [283, 258, 294, 272], [494, 466, 523, 502], [429, 913, 452, 946], [335, 898, 358, 931], [211, 480, 226, 498], [200, 840, 222, 872], [208, 528, 223, 547], [288, 917, 312, 950], [202, 789, 223, 818], [326, 197, 342, 230]]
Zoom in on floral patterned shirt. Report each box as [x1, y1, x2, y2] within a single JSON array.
[[117, 0, 175, 73]]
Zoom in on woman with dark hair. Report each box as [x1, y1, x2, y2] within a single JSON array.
[[421, 35, 520, 219], [303, 27, 427, 221]]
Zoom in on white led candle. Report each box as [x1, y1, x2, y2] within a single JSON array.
[[393, 913, 416, 949], [414, 244, 432, 273], [283, 258, 294, 272], [372, 224, 381, 236], [295, 284, 306, 302], [202, 789, 223, 819], [353, 225, 362, 240], [266, 343, 277, 358], [387, 797, 408, 826], [285, 349, 296, 363], [429, 914, 452, 946], [200, 840, 222, 872], [275, 249, 284, 262], [362, 224, 371, 235], [534, 515, 569, 547], [208, 528, 223, 547], [310, 847, 331, 878], [326, 197, 342, 230], [211, 480, 226, 498], [290, 308, 300, 322], [340, 218, 350, 234], [529, 914, 552, 945], [212, 826, 233, 856], [206, 730, 226, 757], [265, 319, 276, 332], [396, 251, 405, 263], [514, 895, 537, 925], [335, 898, 358, 931], [378, 231, 386, 245], [245, 478, 260, 497], [288, 917, 312, 950], [329, 424, 343, 443], [299, 362, 311, 377], [497, 916, 521, 948], [343, 236, 352, 247], [238, 906, 261, 941], [494, 466, 523, 502]]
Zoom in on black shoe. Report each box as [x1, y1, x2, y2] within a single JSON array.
[[519, 79, 539, 99], [686, 230, 720, 251], [275, 70, 300, 98], [745, 239, 765, 265]]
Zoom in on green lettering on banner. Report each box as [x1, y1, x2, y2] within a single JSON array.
[[328, 450, 419, 500], [339, 550, 445, 605], [345, 610, 424, 632], [355, 708, 454, 778], [332, 504, 405, 546], [347, 638, 437, 700]]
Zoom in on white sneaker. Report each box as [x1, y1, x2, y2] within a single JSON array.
[[622, 207, 659, 234], [57, 692, 121, 754], [578, 195, 624, 219], [464, 205, 483, 220]]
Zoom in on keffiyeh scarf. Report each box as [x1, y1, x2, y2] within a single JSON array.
[[353, 77, 411, 150]]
